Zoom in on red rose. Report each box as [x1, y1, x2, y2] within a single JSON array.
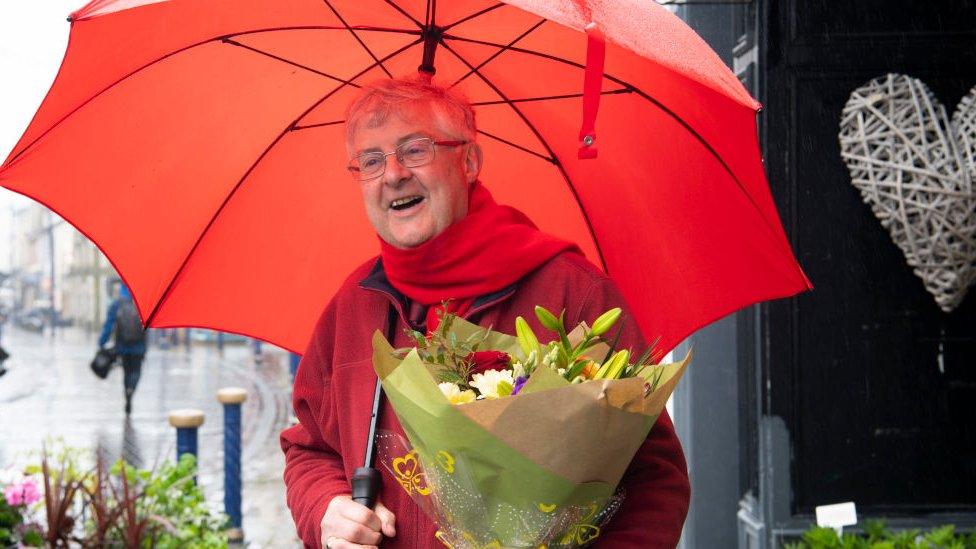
[[465, 350, 511, 376]]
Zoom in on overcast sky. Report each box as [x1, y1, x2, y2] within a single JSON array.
[[0, 2, 84, 269]]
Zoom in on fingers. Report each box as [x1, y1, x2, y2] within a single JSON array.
[[337, 500, 383, 533], [331, 520, 382, 546], [374, 501, 397, 538], [325, 537, 377, 549], [321, 495, 396, 549]]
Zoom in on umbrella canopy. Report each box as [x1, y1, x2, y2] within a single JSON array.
[[0, 0, 810, 354]]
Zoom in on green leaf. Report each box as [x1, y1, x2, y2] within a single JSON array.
[[556, 345, 571, 369], [564, 358, 589, 381], [497, 380, 514, 397]]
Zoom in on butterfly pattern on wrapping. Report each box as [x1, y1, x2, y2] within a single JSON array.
[[391, 450, 431, 497]]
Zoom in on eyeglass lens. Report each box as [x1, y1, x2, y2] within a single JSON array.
[[354, 139, 434, 179]]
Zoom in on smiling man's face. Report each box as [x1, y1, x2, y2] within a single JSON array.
[[349, 105, 481, 249]]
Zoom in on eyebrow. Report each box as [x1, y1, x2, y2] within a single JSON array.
[[356, 132, 430, 155]]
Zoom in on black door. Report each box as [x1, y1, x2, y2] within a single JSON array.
[[760, 0, 976, 516]]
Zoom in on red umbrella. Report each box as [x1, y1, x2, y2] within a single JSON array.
[[0, 0, 810, 355]]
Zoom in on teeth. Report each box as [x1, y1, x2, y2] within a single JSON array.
[[391, 196, 422, 208]]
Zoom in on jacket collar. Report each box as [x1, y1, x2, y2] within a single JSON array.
[[358, 258, 517, 329]]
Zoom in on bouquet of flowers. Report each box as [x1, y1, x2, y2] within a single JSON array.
[[371, 305, 691, 548]]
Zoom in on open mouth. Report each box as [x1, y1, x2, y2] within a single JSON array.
[[389, 195, 424, 211]]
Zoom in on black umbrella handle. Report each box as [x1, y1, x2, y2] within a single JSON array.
[[352, 467, 381, 508], [352, 305, 397, 509]]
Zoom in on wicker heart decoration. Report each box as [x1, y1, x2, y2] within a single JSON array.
[[839, 73, 976, 313]]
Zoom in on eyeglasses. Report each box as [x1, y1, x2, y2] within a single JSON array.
[[347, 137, 468, 181]]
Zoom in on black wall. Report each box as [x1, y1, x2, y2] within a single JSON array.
[[759, 0, 976, 516]]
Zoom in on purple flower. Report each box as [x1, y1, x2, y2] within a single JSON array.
[[511, 376, 528, 396]]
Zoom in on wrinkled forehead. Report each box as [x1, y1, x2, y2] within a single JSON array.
[[345, 101, 455, 153]]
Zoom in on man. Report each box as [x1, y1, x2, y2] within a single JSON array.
[[98, 282, 147, 415], [280, 76, 690, 549]]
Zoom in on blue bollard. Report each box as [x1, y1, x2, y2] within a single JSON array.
[[218, 388, 247, 542], [216, 331, 225, 352], [184, 328, 192, 351], [252, 338, 263, 359], [168, 409, 205, 463], [289, 353, 301, 383]]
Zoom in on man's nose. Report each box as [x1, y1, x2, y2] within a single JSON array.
[[383, 155, 411, 185]]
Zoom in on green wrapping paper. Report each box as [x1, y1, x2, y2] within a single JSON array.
[[371, 318, 691, 548]]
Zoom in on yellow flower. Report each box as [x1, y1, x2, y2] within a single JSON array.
[[438, 383, 477, 405]]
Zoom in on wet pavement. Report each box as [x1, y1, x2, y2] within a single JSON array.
[[0, 324, 302, 548]]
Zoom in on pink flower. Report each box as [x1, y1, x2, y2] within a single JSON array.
[[4, 483, 24, 506], [20, 480, 40, 505], [4, 480, 40, 507]]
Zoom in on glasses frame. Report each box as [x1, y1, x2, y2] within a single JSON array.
[[347, 137, 468, 181]]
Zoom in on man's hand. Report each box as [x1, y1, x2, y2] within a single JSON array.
[[321, 495, 396, 549]]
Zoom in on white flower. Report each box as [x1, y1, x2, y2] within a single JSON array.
[[542, 346, 559, 368], [512, 361, 526, 379], [438, 383, 476, 405], [469, 369, 515, 399]]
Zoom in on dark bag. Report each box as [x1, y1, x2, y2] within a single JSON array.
[[90, 347, 117, 379], [115, 298, 146, 346]]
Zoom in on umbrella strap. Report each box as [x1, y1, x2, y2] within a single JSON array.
[[578, 22, 606, 160]]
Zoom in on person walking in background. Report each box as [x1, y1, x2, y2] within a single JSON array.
[[98, 282, 146, 415]]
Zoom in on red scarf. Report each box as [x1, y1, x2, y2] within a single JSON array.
[[380, 182, 580, 328]]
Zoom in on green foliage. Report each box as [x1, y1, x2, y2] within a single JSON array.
[[0, 498, 24, 546], [785, 520, 976, 549], [110, 454, 227, 548], [5, 444, 226, 548], [398, 303, 494, 389], [21, 528, 44, 546]]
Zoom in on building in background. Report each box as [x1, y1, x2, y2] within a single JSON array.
[[6, 202, 113, 331], [666, 1, 976, 547]]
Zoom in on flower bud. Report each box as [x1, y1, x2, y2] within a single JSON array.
[[590, 307, 622, 336], [515, 316, 541, 358], [534, 306, 563, 332]]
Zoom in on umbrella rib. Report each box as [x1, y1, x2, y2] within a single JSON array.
[[144, 37, 424, 326], [223, 39, 360, 87], [442, 3, 505, 32], [442, 34, 791, 249], [439, 40, 609, 273], [477, 129, 555, 163], [321, 0, 394, 78], [448, 18, 547, 89], [294, 120, 346, 131], [3, 25, 420, 170], [383, 0, 424, 29], [472, 88, 632, 106]]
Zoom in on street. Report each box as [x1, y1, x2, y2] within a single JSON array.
[[0, 324, 301, 547]]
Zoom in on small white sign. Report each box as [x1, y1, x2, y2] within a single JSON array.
[[815, 502, 857, 534]]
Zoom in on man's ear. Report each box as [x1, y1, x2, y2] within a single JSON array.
[[464, 142, 483, 183]]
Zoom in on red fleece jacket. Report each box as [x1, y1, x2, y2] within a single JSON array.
[[280, 252, 690, 548]]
